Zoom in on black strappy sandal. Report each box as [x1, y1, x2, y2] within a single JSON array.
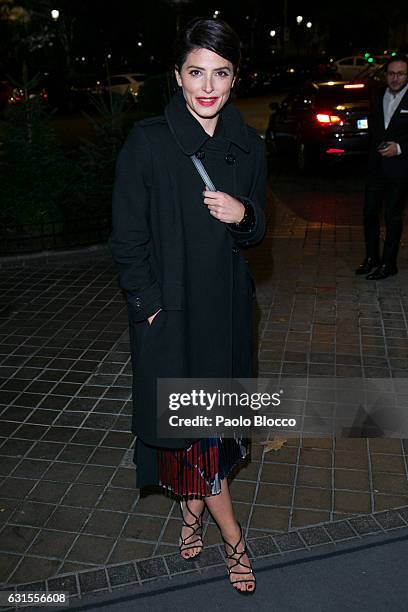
[[179, 501, 203, 561], [221, 522, 256, 595]]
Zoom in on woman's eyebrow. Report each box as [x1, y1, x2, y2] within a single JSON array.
[[186, 65, 231, 71]]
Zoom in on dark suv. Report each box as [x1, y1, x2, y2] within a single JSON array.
[[265, 80, 371, 170]]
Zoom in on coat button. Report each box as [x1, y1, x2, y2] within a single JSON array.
[[225, 153, 236, 165], [232, 246, 239, 254], [195, 150, 205, 160], [134, 297, 142, 310]]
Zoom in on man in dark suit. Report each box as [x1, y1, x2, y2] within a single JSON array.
[[356, 55, 408, 280]]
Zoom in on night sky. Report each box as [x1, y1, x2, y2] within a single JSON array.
[[2, 0, 408, 75], [75, 0, 408, 63]]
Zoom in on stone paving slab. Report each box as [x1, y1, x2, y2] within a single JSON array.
[[1, 165, 408, 588]]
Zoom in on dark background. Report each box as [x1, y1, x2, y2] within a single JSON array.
[[1, 0, 408, 78]]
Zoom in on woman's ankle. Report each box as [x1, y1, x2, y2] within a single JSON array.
[[182, 499, 205, 520], [220, 520, 242, 543]]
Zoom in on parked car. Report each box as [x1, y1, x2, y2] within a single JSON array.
[[103, 73, 146, 101], [0, 79, 48, 112], [351, 61, 387, 86], [265, 80, 372, 171], [334, 55, 384, 81], [8, 85, 48, 106], [237, 57, 337, 96], [68, 74, 104, 110]]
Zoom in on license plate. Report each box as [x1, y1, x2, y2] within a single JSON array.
[[357, 118, 368, 129]]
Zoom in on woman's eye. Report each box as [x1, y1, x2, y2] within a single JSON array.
[[189, 70, 201, 76], [216, 71, 229, 77]]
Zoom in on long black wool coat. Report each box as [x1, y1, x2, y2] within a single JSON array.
[[110, 89, 267, 449]]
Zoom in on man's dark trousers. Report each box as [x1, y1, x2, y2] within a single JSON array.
[[364, 175, 408, 267]]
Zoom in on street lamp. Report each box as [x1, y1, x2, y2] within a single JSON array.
[[306, 21, 312, 28], [270, 29, 276, 37], [50, 9, 59, 21], [296, 15, 303, 24], [213, 10, 220, 18]]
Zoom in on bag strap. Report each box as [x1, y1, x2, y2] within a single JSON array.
[[190, 155, 217, 192]]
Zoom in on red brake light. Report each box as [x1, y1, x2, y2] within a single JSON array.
[[344, 83, 365, 89], [316, 113, 342, 125], [326, 148, 345, 154]]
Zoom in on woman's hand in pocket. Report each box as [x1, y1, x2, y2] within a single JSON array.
[[147, 309, 162, 325]]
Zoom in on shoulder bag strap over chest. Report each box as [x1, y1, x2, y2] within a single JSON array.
[[190, 155, 217, 192]]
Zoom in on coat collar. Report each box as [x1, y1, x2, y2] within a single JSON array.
[[165, 89, 250, 155]]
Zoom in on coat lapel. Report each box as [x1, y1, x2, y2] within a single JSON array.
[[385, 86, 408, 134], [379, 86, 386, 131]]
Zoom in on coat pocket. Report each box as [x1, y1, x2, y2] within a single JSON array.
[[131, 310, 188, 386]]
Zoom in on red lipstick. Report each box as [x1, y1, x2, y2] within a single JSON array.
[[196, 97, 219, 107]]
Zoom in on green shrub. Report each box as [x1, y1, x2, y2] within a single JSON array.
[[0, 75, 77, 231], [136, 72, 175, 116], [74, 91, 128, 216]]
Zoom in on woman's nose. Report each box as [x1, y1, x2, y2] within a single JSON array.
[[202, 76, 214, 93]]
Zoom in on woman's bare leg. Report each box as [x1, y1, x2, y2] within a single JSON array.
[[204, 479, 254, 592], [180, 498, 205, 559]]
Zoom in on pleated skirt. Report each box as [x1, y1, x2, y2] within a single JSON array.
[[134, 437, 249, 499]]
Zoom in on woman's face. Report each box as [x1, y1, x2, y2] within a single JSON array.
[[175, 48, 235, 124]]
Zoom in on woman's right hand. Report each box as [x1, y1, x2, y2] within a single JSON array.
[[147, 309, 162, 325]]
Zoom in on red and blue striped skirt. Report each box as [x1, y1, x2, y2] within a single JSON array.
[[156, 437, 249, 498]]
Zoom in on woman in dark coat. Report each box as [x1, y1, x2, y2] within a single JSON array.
[[110, 17, 266, 594]]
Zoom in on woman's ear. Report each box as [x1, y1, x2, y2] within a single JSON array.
[[174, 67, 182, 87]]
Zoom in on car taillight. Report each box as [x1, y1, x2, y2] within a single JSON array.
[[316, 113, 342, 125], [344, 83, 365, 89]]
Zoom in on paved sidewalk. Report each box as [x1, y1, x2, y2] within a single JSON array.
[[1, 164, 408, 593]]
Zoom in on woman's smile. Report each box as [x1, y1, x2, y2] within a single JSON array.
[[196, 97, 219, 106]]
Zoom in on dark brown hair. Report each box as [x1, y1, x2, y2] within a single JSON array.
[[174, 17, 241, 74]]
